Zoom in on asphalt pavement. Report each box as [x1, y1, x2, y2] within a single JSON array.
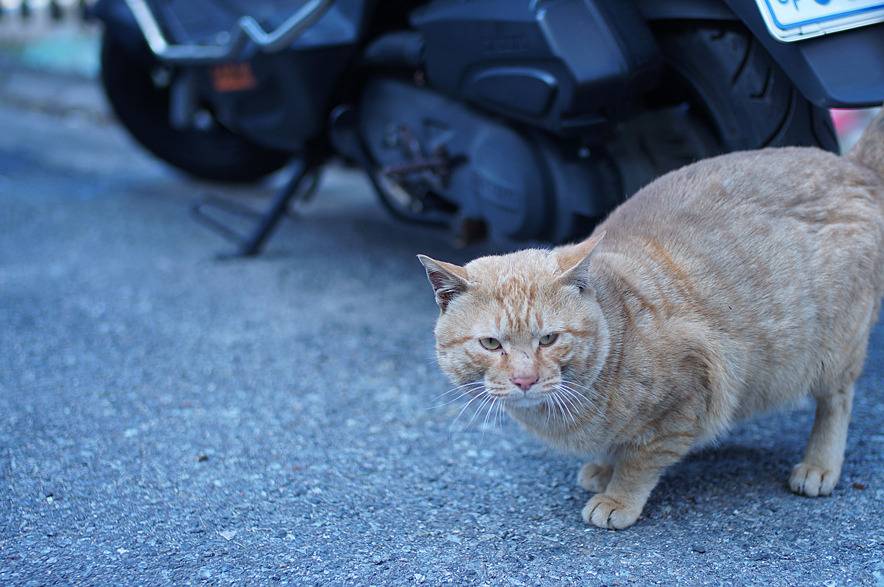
[[1, 69, 882, 586]]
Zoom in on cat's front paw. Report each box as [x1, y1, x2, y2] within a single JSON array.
[[789, 463, 839, 497], [581, 494, 641, 530], [577, 463, 612, 493]]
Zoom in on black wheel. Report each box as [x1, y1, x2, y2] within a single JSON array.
[[658, 24, 837, 152], [609, 23, 838, 195], [99, 34, 292, 183]]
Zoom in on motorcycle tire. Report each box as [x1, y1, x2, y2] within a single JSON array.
[[657, 24, 839, 153], [99, 34, 293, 184]]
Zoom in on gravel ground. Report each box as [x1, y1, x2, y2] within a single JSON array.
[[0, 71, 882, 586]]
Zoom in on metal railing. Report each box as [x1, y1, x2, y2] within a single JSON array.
[[124, 0, 333, 64], [0, 0, 96, 23], [2, 0, 335, 64]]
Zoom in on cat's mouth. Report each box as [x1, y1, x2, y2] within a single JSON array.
[[497, 382, 580, 412], [506, 396, 546, 409], [498, 389, 549, 408]]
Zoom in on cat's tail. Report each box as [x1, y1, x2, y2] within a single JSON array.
[[849, 107, 884, 310], [848, 106, 884, 180]]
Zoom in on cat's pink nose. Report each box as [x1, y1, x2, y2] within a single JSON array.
[[511, 374, 539, 391]]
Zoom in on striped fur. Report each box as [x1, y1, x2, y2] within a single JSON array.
[[420, 109, 884, 529]]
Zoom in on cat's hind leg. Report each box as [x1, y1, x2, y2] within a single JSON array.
[[789, 383, 854, 497], [577, 463, 612, 493]]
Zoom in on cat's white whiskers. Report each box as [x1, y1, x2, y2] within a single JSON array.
[[558, 385, 593, 415], [554, 388, 579, 425], [558, 382, 603, 419], [558, 384, 589, 404], [549, 392, 569, 425], [555, 386, 582, 421], [480, 396, 498, 435], [555, 383, 581, 403], [559, 396, 576, 425], [432, 389, 481, 408], [451, 388, 488, 430], [431, 395, 483, 411], [430, 392, 478, 411], [465, 393, 494, 431], [543, 395, 553, 425], [430, 381, 485, 409], [558, 381, 588, 397], [561, 379, 601, 401], [434, 381, 483, 400], [558, 393, 574, 425]]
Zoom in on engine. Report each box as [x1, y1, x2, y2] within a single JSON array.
[[356, 0, 658, 243], [359, 79, 621, 243]]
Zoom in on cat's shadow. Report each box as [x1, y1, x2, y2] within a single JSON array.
[[543, 441, 793, 520], [640, 443, 794, 512]]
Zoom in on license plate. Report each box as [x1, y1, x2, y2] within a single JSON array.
[[755, 0, 884, 42]]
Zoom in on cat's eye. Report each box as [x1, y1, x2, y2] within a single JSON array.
[[539, 333, 559, 347], [479, 337, 502, 351]]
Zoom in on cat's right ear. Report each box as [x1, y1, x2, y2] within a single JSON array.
[[417, 255, 470, 312]]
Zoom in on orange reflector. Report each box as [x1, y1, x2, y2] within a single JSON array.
[[212, 63, 257, 92]]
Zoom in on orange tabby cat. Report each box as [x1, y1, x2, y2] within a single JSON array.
[[419, 109, 884, 529]]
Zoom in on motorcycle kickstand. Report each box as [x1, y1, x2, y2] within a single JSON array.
[[191, 158, 321, 258]]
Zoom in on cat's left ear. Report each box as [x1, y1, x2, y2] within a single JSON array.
[[555, 231, 606, 291], [417, 255, 470, 312]]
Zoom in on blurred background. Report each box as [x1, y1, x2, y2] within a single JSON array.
[[1, 1, 98, 76], [0, 0, 877, 152], [1, 0, 879, 259]]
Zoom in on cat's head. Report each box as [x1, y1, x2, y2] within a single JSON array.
[[418, 233, 609, 414]]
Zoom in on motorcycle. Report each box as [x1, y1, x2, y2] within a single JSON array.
[[92, 0, 884, 256]]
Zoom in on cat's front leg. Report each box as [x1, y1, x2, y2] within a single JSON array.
[[577, 462, 613, 493], [581, 432, 694, 530]]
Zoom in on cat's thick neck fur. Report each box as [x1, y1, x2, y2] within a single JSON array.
[[508, 248, 711, 454]]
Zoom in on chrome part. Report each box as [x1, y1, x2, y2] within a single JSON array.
[[123, 0, 334, 63]]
